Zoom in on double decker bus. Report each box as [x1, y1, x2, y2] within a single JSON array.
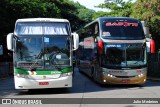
[[7, 18, 79, 89], [76, 17, 148, 84]]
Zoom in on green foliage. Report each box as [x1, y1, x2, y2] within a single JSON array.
[[0, 0, 94, 61], [93, 0, 134, 19], [78, 9, 94, 23], [0, 0, 95, 33], [130, 0, 160, 50], [0, 0, 61, 34], [131, 0, 160, 36]]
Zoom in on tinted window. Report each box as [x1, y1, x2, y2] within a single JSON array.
[[15, 22, 69, 36], [101, 19, 145, 40]]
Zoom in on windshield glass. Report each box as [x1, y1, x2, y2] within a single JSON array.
[[15, 22, 69, 36], [14, 36, 70, 70], [101, 18, 145, 40], [102, 43, 146, 68]]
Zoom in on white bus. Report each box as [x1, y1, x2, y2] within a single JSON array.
[[7, 18, 79, 89]]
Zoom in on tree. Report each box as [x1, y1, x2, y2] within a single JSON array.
[[52, 0, 83, 31], [131, 0, 160, 36], [0, 0, 61, 34], [75, 2, 95, 23], [0, 0, 62, 61], [131, 0, 160, 50], [0, 0, 95, 61], [93, 0, 134, 19]]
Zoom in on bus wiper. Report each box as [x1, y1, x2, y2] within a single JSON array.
[[134, 43, 146, 65], [49, 51, 62, 70], [124, 44, 131, 66], [29, 59, 39, 71]]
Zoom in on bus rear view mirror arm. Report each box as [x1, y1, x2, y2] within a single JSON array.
[[72, 33, 79, 51]]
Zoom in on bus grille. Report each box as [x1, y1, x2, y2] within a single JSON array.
[[115, 76, 136, 78]]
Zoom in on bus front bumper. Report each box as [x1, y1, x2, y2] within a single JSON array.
[[102, 75, 147, 85], [14, 75, 72, 89]]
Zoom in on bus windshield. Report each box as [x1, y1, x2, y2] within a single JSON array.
[[102, 43, 147, 68], [101, 19, 145, 40], [15, 36, 70, 70]]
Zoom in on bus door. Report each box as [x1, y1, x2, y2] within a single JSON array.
[[79, 37, 95, 75]]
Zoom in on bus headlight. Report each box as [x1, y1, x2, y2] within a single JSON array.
[[103, 72, 115, 78], [61, 72, 73, 77], [138, 73, 144, 77], [107, 74, 115, 78]]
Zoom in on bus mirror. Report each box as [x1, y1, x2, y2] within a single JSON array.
[[7, 33, 14, 51], [72, 33, 79, 51], [143, 27, 149, 38]]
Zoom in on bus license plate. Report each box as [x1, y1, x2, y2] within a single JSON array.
[[39, 82, 49, 85], [122, 79, 130, 83]]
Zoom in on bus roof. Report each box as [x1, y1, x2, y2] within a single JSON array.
[[16, 18, 69, 23], [97, 17, 140, 22]]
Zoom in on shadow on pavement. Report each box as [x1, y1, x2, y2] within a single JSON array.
[[0, 68, 160, 96]]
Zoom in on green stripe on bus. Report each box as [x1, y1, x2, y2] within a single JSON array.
[[61, 67, 72, 73], [14, 67, 73, 75], [14, 68, 29, 75]]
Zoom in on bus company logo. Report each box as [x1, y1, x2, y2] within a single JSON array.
[[51, 71, 61, 75], [43, 76, 46, 79], [109, 70, 123, 73], [106, 22, 138, 27]]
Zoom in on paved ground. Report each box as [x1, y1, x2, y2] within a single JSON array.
[[0, 68, 160, 107]]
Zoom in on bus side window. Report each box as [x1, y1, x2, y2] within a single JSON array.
[[85, 27, 91, 37], [94, 23, 99, 36], [90, 22, 99, 37]]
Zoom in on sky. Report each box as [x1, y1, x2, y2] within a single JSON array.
[[72, 0, 135, 12], [72, 0, 108, 11]]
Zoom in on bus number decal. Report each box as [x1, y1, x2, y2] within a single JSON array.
[[51, 71, 61, 75]]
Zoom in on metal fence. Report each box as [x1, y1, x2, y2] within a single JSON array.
[[0, 62, 13, 79], [147, 53, 160, 79]]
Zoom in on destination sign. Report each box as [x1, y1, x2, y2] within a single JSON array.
[[18, 63, 39, 66], [106, 22, 138, 27]]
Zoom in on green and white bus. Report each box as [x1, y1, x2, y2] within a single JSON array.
[[7, 18, 79, 89]]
